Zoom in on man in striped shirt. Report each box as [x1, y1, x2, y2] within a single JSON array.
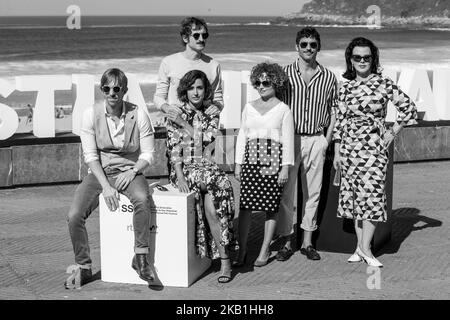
[[275, 27, 338, 262]]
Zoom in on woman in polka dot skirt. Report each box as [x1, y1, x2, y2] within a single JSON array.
[[234, 62, 295, 267]]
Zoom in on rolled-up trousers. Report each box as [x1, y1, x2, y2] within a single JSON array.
[[276, 132, 328, 236]]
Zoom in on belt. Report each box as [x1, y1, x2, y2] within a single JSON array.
[[297, 130, 324, 136]]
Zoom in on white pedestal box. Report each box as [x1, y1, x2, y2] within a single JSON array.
[[99, 184, 211, 287]]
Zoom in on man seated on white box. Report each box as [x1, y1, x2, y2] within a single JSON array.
[[165, 70, 235, 283], [65, 68, 156, 289]]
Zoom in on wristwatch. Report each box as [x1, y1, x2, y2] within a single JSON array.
[[132, 167, 139, 175]]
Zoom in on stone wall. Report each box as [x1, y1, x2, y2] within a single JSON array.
[[0, 124, 449, 187]]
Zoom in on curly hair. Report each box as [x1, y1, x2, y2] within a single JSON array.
[[342, 37, 381, 80], [177, 70, 212, 105], [179, 17, 208, 46], [250, 62, 288, 99]]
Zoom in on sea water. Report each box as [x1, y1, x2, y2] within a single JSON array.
[[1, 15, 449, 132]]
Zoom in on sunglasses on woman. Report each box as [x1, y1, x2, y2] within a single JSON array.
[[191, 32, 209, 40], [254, 80, 272, 87], [351, 55, 372, 63], [299, 42, 318, 49], [101, 86, 122, 94]]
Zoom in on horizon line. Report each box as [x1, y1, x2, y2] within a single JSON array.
[[0, 13, 286, 17]]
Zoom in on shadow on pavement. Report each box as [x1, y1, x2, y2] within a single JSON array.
[[378, 207, 442, 255]]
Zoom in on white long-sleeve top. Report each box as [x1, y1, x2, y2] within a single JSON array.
[[235, 101, 295, 166]]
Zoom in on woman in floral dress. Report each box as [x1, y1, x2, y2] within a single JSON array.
[[165, 70, 235, 283], [333, 37, 417, 267]]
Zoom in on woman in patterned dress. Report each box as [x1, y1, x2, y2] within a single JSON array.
[[332, 37, 417, 267], [234, 63, 294, 267], [165, 70, 235, 283]]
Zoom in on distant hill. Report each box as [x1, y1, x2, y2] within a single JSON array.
[[301, 0, 450, 17], [273, 0, 450, 27]]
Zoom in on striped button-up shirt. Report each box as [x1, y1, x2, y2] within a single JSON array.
[[283, 60, 338, 135]]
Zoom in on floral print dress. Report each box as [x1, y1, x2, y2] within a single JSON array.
[[166, 104, 235, 259], [333, 74, 417, 222]]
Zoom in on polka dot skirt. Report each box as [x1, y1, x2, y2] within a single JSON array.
[[240, 138, 283, 213]]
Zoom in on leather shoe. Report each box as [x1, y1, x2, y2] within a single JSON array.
[[64, 265, 92, 289], [276, 247, 294, 261], [300, 246, 321, 260], [132, 254, 155, 283]]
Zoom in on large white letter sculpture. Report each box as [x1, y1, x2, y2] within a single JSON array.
[[16, 75, 72, 138], [220, 71, 242, 129], [433, 68, 450, 120], [125, 74, 153, 120], [397, 69, 438, 121], [0, 79, 19, 140], [2, 68, 450, 141], [72, 74, 95, 136]]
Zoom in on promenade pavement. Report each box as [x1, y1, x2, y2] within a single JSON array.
[[0, 161, 449, 300]]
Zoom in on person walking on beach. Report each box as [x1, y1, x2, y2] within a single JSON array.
[[154, 16, 223, 122], [275, 27, 338, 262], [333, 37, 417, 267], [65, 68, 156, 289], [26, 104, 33, 125]]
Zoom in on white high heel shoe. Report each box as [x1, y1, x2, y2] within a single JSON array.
[[347, 250, 363, 263], [357, 247, 383, 267]]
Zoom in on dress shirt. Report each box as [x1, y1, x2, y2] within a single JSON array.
[[80, 102, 155, 165], [283, 60, 338, 134]]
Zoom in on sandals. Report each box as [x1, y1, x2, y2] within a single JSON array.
[[217, 258, 232, 283], [253, 251, 271, 267]]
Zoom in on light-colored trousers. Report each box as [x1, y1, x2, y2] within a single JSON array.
[[276, 132, 328, 235]]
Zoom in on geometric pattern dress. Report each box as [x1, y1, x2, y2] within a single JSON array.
[[332, 74, 417, 222]]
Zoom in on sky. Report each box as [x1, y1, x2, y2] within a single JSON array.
[[0, 0, 310, 16]]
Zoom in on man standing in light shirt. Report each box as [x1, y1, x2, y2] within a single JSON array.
[[275, 27, 338, 262], [65, 68, 156, 289], [154, 16, 223, 123]]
